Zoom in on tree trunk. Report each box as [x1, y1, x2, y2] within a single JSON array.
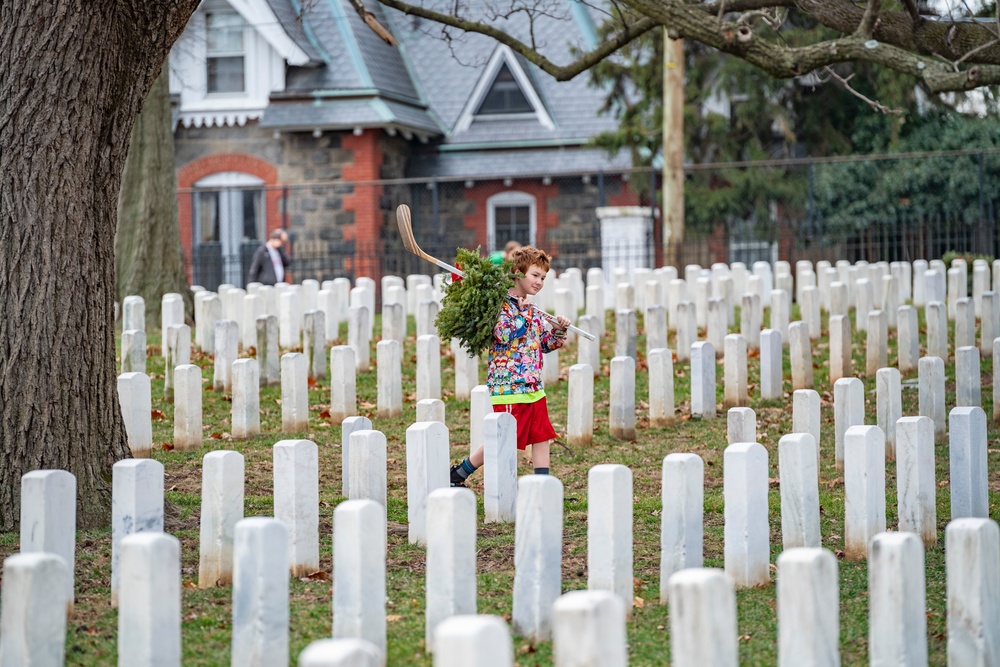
[[0, 0, 199, 530], [116, 68, 193, 326]]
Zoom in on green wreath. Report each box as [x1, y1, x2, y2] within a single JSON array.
[[436, 247, 516, 358]]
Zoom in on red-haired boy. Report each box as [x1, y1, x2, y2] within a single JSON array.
[[451, 246, 570, 485]]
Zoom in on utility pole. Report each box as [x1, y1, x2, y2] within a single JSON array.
[[662, 30, 685, 267]]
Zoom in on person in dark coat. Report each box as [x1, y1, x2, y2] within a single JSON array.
[[248, 229, 291, 285]]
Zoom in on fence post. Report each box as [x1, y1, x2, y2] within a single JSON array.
[[431, 179, 440, 244]]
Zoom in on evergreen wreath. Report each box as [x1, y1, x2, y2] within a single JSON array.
[[436, 247, 516, 358]]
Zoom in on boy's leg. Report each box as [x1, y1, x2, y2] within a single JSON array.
[[451, 444, 485, 487], [532, 440, 550, 474]]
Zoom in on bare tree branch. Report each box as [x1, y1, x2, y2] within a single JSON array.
[[374, 0, 1000, 91], [823, 65, 903, 113], [377, 0, 657, 79], [857, 0, 882, 39]]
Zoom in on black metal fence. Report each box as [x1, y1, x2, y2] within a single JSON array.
[[181, 151, 1000, 291]]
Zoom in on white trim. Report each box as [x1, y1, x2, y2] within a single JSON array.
[[453, 45, 554, 134], [487, 191, 536, 252], [225, 0, 311, 65], [194, 172, 265, 187]]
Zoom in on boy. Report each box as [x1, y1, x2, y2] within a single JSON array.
[[451, 246, 570, 486]]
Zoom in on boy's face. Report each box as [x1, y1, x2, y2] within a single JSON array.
[[513, 264, 547, 297]]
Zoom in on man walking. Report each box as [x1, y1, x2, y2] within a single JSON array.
[[248, 229, 291, 285]]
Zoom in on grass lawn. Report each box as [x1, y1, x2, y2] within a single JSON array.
[[3, 302, 997, 666]]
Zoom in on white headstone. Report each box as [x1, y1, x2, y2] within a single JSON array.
[[567, 364, 595, 445], [776, 548, 839, 667], [609, 356, 636, 439], [375, 340, 402, 418], [895, 416, 937, 547], [117, 372, 152, 457], [213, 320, 239, 392], [829, 314, 852, 383], [117, 533, 181, 666], [332, 500, 386, 659], [231, 358, 260, 439], [833, 377, 864, 472], [789, 321, 813, 390], [866, 309, 888, 377], [552, 591, 627, 667], [691, 341, 717, 419], [956, 346, 982, 408], [724, 442, 770, 588], [417, 334, 442, 401], [256, 315, 280, 386], [406, 422, 450, 545], [470, 385, 490, 455], [340, 416, 372, 497], [659, 453, 703, 602], [666, 569, 738, 667], [949, 406, 989, 519], [0, 552, 68, 665], [330, 346, 357, 424], [844, 425, 886, 560], [512, 475, 563, 642], [587, 465, 633, 617], [274, 439, 319, 575], [778, 434, 820, 549], [121, 329, 146, 374], [483, 413, 517, 524], [876, 367, 901, 460], [198, 451, 244, 588], [281, 353, 309, 432], [723, 334, 748, 408], [760, 329, 783, 400], [425, 489, 477, 652], [918, 356, 946, 441], [19, 470, 76, 612], [432, 615, 512, 667], [946, 518, 1000, 665], [231, 518, 289, 667], [868, 532, 928, 665], [348, 431, 387, 511]]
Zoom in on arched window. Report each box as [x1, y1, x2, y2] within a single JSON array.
[[487, 191, 536, 252], [193, 172, 266, 288]]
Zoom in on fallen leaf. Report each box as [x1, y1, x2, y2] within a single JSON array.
[[739, 634, 751, 643], [319, 409, 331, 419], [161, 443, 175, 451], [303, 571, 330, 582], [210, 432, 223, 440], [308, 377, 318, 388], [386, 614, 403, 623], [183, 581, 198, 589], [151, 409, 166, 421], [633, 596, 645, 609]]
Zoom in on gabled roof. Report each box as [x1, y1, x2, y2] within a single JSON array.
[[261, 0, 441, 138], [259, 0, 627, 172]]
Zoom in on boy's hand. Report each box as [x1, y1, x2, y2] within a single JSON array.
[[554, 316, 570, 331]]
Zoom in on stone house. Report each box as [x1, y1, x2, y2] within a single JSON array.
[[169, 0, 646, 289]]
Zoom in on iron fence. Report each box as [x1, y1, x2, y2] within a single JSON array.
[[181, 151, 1000, 292]]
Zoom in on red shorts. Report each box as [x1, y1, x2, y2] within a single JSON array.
[[493, 397, 558, 450]]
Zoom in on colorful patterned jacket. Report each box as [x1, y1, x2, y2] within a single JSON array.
[[487, 295, 567, 400]]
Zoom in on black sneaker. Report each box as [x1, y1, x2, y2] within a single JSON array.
[[450, 464, 466, 488]]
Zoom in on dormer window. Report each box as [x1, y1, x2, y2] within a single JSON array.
[[477, 64, 533, 115], [453, 45, 555, 133], [206, 10, 245, 93]]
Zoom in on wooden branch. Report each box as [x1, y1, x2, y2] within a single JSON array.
[[823, 65, 902, 114], [375, 0, 657, 80], [857, 0, 882, 39], [374, 0, 1000, 91]]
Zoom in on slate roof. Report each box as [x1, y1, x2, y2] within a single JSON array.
[[260, 0, 627, 173]]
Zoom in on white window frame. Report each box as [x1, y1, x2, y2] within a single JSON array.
[[204, 7, 247, 96], [454, 45, 555, 133], [487, 191, 536, 252], [193, 172, 267, 286]]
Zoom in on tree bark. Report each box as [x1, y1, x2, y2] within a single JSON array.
[[116, 68, 193, 326], [0, 0, 199, 530]]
